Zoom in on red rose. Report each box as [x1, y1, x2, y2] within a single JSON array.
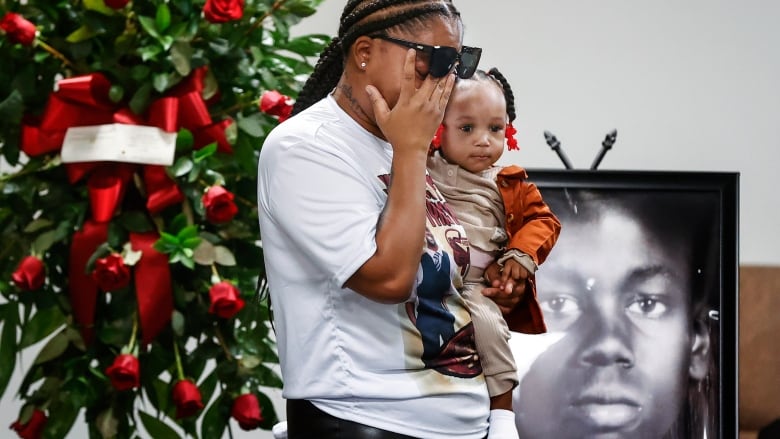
[[11, 256, 45, 291], [231, 393, 263, 430], [202, 186, 238, 224], [171, 379, 204, 419], [10, 408, 47, 439], [104, 0, 130, 9], [105, 354, 140, 391], [0, 13, 36, 46], [208, 281, 245, 319], [92, 254, 131, 291], [203, 0, 244, 23], [259, 90, 293, 122]]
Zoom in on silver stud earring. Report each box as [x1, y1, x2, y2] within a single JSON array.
[[360, 62, 367, 69]]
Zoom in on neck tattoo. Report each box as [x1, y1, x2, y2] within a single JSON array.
[[335, 83, 372, 127]]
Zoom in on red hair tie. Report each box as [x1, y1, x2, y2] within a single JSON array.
[[431, 124, 444, 150], [506, 122, 519, 151]]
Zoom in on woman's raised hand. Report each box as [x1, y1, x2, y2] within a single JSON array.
[[365, 48, 455, 155]]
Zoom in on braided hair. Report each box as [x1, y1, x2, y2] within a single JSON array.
[[468, 67, 516, 124], [292, 0, 462, 115]]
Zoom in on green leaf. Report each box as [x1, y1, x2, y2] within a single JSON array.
[[138, 44, 163, 62], [170, 42, 193, 76], [31, 229, 59, 254], [171, 310, 185, 337], [84, 0, 117, 15], [32, 331, 68, 365], [154, 233, 181, 254], [131, 65, 152, 81], [214, 246, 236, 266], [193, 240, 216, 265], [237, 113, 267, 138], [138, 411, 180, 439], [193, 143, 217, 163], [200, 394, 228, 439], [176, 128, 194, 153], [178, 253, 195, 269], [107, 222, 126, 249], [0, 89, 24, 122], [177, 225, 199, 241], [286, 0, 319, 17], [169, 214, 188, 235], [255, 390, 281, 429], [181, 238, 202, 250], [23, 218, 54, 233], [156, 4, 172, 32], [20, 305, 66, 348], [282, 34, 330, 56], [153, 72, 173, 93], [197, 369, 219, 407], [171, 156, 194, 178], [66, 25, 100, 43], [129, 83, 153, 115], [0, 304, 19, 397], [108, 85, 125, 103], [45, 396, 80, 439], [84, 242, 112, 275], [138, 16, 161, 39], [159, 35, 175, 51]]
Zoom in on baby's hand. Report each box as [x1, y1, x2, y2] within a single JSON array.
[[501, 259, 529, 285], [483, 261, 526, 315]]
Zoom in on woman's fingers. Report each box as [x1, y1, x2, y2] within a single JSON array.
[[398, 48, 418, 101], [428, 72, 454, 112], [365, 85, 390, 125]]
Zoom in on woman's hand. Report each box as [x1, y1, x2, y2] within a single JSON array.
[[482, 261, 527, 315], [365, 48, 455, 155]]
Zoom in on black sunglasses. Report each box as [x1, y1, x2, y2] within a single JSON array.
[[370, 34, 482, 79]]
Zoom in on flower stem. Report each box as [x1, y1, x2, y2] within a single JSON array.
[[128, 313, 139, 354], [213, 98, 259, 118], [210, 264, 220, 283], [246, 0, 289, 35], [182, 196, 195, 226], [35, 39, 76, 70], [214, 325, 234, 362], [172, 339, 185, 380]]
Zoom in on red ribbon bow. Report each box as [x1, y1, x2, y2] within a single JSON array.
[[24, 69, 231, 345]]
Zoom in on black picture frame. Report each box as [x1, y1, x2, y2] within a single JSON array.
[[511, 169, 738, 439]]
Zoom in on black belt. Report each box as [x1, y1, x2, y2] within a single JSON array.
[[286, 399, 419, 439]]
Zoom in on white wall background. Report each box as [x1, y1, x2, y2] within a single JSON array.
[[296, 0, 779, 265], [2, 1, 778, 437]]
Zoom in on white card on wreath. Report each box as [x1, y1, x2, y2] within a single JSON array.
[[61, 123, 177, 166]]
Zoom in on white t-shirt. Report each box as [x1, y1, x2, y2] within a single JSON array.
[[257, 95, 489, 438]]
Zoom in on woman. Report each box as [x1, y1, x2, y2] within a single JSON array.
[[257, 1, 523, 438]]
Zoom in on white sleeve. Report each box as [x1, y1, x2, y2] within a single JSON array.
[[258, 132, 384, 288]]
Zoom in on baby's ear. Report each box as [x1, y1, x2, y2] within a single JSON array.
[[689, 319, 711, 380]]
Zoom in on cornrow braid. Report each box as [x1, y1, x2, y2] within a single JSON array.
[[487, 67, 516, 123], [292, 0, 461, 116], [340, 0, 426, 36], [291, 37, 345, 115]]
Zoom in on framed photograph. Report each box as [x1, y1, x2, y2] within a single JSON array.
[[510, 169, 739, 439]]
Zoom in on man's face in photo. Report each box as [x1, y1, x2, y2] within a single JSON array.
[[516, 207, 697, 438]]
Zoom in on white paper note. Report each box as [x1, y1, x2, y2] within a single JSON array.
[[61, 123, 177, 166]]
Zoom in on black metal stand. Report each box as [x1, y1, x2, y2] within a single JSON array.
[[544, 131, 574, 170], [543, 129, 617, 170], [590, 129, 617, 170]]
